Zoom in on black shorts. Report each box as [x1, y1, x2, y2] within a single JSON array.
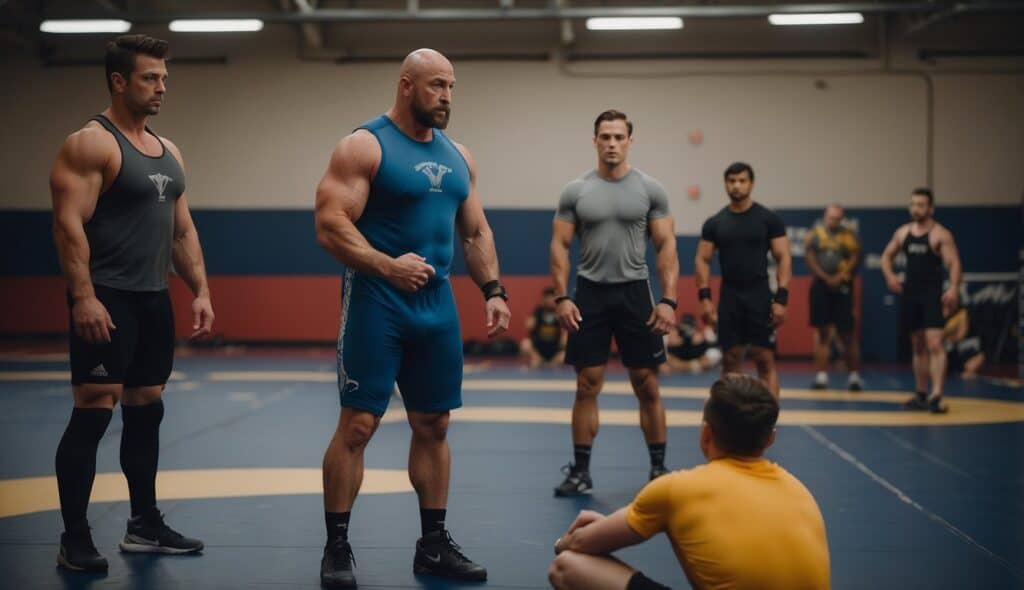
[[565, 277, 666, 369], [900, 290, 944, 334], [68, 285, 175, 387], [717, 283, 776, 351], [809, 279, 854, 333], [627, 571, 672, 590]]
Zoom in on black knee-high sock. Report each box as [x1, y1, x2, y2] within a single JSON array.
[[55, 407, 113, 533], [120, 400, 164, 518]]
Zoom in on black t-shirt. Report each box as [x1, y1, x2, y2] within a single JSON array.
[[530, 307, 561, 346], [701, 202, 786, 287]]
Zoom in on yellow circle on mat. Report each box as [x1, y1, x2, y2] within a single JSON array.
[[0, 468, 412, 519]]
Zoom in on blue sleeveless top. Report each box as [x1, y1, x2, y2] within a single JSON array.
[[355, 115, 470, 289]]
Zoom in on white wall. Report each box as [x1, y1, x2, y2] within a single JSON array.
[[2, 55, 1020, 234]]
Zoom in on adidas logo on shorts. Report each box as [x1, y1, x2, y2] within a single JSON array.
[[89, 364, 108, 377]]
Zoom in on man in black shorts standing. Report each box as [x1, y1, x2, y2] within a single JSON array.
[[551, 110, 679, 496], [805, 204, 863, 391], [695, 162, 791, 397], [49, 35, 213, 572], [880, 188, 961, 413]]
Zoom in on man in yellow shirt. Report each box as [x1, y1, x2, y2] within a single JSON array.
[[548, 374, 830, 590]]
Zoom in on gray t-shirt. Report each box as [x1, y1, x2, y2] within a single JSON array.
[[556, 168, 671, 284]]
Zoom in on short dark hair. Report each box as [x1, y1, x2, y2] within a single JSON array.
[[911, 187, 934, 205], [594, 109, 633, 137], [105, 34, 169, 92], [724, 162, 755, 182], [703, 374, 779, 456]]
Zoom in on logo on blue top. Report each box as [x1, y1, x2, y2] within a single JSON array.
[[414, 161, 452, 193]]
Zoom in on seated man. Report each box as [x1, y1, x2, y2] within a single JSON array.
[[548, 374, 830, 590], [520, 286, 566, 368], [944, 306, 984, 379], [662, 314, 722, 374]]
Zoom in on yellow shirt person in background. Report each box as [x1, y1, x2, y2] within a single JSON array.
[[549, 374, 830, 590]]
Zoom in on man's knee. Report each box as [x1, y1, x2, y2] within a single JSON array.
[[575, 370, 603, 400], [72, 383, 123, 409], [751, 348, 775, 373], [629, 369, 659, 403], [339, 411, 377, 450], [548, 551, 581, 590], [722, 347, 745, 371], [410, 411, 450, 443]]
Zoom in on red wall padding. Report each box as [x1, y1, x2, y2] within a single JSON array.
[[2, 275, 859, 356]]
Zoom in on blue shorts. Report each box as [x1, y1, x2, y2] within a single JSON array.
[[336, 271, 463, 416]]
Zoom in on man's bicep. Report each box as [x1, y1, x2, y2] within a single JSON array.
[[51, 136, 103, 221], [770, 235, 791, 259], [696, 239, 715, 262], [316, 138, 375, 222], [649, 216, 676, 248], [552, 218, 575, 247]]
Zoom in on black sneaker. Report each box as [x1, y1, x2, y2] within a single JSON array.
[[57, 528, 108, 572], [649, 465, 670, 481], [413, 529, 487, 582], [848, 380, 864, 392], [320, 538, 357, 588], [119, 511, 203, 554], [553, 464, 592, 497], [928, 396, 949, 414], [810, 381, 827, 390], [903, 393, 929, 411]]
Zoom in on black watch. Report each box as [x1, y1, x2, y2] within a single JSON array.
[[481, 280, 508, 302]]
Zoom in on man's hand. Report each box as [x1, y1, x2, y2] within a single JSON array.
[[557, 299, 583, 333], [190, 296, 215, 341], [771, 302, 787, 327], [485, 297, 511, 338], [554, 509, 606, 554], [700, 298, 717, 329], [72, 295, 116, 344], [385, 252, 435, 292], [941, 287, 959, 317], [646, 302, 675, 335], [885, 274, 903, 295], [825, 274, 843, 290]]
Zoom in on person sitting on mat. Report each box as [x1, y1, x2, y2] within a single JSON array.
[[548, 374, 830, 590]]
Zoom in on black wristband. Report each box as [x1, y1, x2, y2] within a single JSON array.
[[554, 295, 572, 305], [481, 280, 508, 302], [698, 287, 712, 301], [659, 297, 678, 310], [773, 287, 789, 306]]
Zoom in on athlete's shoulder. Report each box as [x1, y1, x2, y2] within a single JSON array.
[[157, 135, 185, 168], [325, 129, 382, 179], [58, 122, 117, 169]]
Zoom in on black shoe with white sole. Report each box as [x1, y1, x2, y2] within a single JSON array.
[[57, 528, 108, 572], [413, 529, 487, 582], [553, 464, 593, 497], [320, 538, 357, 588], [119, 511, 203, 554]]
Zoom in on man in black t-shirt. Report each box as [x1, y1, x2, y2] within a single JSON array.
[[520, 286, 566, 367], [695, 163, 792, 397]]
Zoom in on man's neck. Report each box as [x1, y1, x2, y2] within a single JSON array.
[[597, 162, 631, 181], [910, 219, 934, 234], [728, 197, 754, 213], [104, 103, 147, 136], [385, 107, 433, 142]]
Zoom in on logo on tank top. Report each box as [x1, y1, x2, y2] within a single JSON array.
[[414, 161, 452, 193], [907, 243, 929, 255], [148, 173, 173, 202]]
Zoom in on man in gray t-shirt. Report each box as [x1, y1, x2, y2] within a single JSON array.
[[550, 109, 680, 497]]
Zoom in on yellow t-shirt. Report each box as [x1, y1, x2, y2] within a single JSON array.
[[626, 457, 830, 590]]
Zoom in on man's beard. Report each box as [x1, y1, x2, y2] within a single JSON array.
[[412, 97, 450, 129], [728, 190, 748, 201]]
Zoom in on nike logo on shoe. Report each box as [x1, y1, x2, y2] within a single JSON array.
[[425, 553, 442, 563]]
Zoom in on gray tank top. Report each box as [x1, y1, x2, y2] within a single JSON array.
[[86, 115, 185, 291]]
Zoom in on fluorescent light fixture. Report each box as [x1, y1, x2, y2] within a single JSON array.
[[586, 17, 683, 31], [169, 19, 264, 33], [39, 19, 131, 34], [768, 12, 864, 25]]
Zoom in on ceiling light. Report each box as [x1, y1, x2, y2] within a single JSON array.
[[39, 19, 132, 34], [768, 13, 864, 25], [169, 19, 264, 33], [586, 17, 683, 31]]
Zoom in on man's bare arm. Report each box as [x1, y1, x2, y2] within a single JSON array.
[[649, 216, 679, 301]]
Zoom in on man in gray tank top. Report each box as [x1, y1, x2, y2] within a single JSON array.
[[49, 35, 214, 572], [550, 110, 679, 497]]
